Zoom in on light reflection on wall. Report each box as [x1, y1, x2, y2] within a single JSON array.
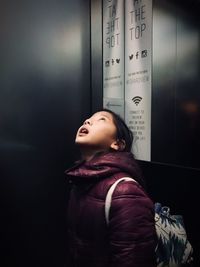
[[153, 3, 199, 85]]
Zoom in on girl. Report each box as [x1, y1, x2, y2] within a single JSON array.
[[65, 109, 157, 267]]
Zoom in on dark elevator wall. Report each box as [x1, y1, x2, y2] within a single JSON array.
[[152, 0, 200, 168], [0, 1, 91, 266]]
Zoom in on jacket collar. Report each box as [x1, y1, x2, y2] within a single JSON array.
[[65, 151, 143, 186]]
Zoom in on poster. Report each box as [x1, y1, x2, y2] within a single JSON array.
[[103, 0, 125, 117], [125, 0, 152, 161]]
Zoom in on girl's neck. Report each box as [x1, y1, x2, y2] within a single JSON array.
[[80, 148, 108, 162]]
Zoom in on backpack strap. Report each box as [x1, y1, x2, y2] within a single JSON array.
[[105, 177, 138, 224]]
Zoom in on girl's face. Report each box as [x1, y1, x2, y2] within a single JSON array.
[[75, 111, 118, 153]]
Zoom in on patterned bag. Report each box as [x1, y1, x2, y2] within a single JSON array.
[[105, 177, 193, 267], [155, 202, 193, 267]]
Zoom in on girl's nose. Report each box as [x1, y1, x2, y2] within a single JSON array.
[[84, 119, 92, 125]]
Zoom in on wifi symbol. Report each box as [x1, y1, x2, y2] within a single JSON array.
[[132, 96, 142, 106]]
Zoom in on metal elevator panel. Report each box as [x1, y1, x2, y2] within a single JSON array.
[[0, 1, 91, 266], [152, 0, 200, 169]]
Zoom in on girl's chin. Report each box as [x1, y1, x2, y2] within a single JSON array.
[[75, 137, 85, 143], [75, 139, 87, 145], [75, 141, 92, 148]]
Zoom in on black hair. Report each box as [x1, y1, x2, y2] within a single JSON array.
[[101, 108, 133, 152]]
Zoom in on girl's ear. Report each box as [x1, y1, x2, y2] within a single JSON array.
[[110, 139, 126, 151]]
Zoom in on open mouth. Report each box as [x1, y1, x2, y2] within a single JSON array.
[[79, 127, 89, 135]]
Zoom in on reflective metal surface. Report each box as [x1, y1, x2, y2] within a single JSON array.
[[0, 1, 91, 266], [152, 0, 200, 169]]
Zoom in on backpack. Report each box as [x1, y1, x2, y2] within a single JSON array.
[[105, 177, 193, 267]]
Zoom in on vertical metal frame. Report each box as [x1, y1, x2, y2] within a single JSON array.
[[91, 0, 103, 113]]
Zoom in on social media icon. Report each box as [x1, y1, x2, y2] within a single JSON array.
[[105, 60, 110, 67], [141, 50, 147, 58], [129, 54, 133, 60]]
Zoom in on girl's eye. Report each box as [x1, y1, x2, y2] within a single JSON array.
[[99, 117, 106, 121]]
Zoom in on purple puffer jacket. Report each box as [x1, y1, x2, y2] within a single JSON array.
[[65, 152, 157, 267]]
